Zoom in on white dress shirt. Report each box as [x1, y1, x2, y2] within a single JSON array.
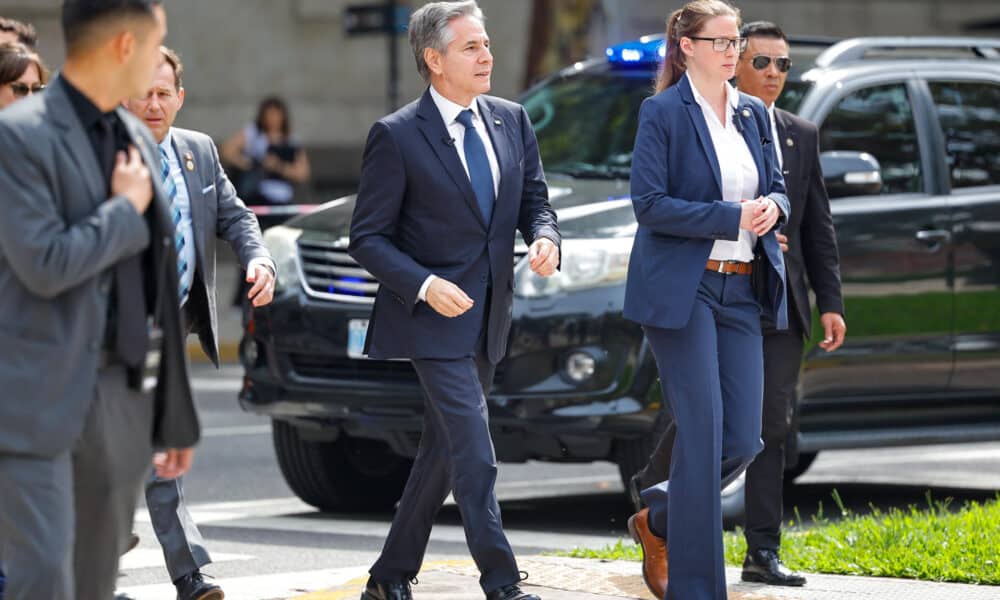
[[767, 104, 784, 171], [417, 86, 502, 302], [687, 74, 759, 263], [162, 128, 275, 308]]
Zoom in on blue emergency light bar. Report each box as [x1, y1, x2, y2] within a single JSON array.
[[605, 35, 666, 67]]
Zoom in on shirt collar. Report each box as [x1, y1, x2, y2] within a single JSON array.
[[158, 128, 175, 157], [687, 72, 739, 114], [58, 76, 107, 130], [429, 84, 481, 126]]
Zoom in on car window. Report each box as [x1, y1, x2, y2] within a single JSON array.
[[928, 80, 1000, 189], [820, 83, 923, 194]]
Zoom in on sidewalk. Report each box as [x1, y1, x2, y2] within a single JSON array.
[[295, 556, 1000, 600]]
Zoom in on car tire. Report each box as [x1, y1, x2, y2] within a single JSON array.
[[614, 410, 747, 528], [272, 419, 413, 512], [783, 451, 818, 482]]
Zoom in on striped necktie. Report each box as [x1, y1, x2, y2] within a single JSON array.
[[160, 147, 189, 302]]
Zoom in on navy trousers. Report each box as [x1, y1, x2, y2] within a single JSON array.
[[641, 271, 764, 600], [368, 331, 519, 593]]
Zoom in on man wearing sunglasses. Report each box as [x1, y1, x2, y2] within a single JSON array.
[[732, 20, 845, 586]]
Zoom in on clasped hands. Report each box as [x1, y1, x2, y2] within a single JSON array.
[[426, 237, 558, 318], [740, 196, 781, 236]]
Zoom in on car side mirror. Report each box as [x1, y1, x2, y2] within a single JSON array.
[[820, 151, 883, 198]]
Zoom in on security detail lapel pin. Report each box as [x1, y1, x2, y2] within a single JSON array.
[[741, 108, 751, 118], [184, 151, 195, 172], [494, 118, 502, 126], [786, 138, 795, 148]]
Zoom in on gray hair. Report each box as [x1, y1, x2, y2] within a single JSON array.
[[408, 0, 485, 82]]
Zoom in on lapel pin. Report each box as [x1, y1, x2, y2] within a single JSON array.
[[786, 138, 794, 148], [741, 108, 751, 118], [184, 151, 195, 171], [493, 118, 502, 126]]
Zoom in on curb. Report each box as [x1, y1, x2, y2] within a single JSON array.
[[187, 339, 240, 364]]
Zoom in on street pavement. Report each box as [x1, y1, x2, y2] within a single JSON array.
[[113, 359, 1000, 599]]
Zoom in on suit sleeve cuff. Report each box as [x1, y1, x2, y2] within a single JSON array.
[[247, 257, 276, 275], [417, 274, 436, 303]]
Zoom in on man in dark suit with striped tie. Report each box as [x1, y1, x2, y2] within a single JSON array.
[[348, 3, 559, 599], [123, 45, 274, 600]]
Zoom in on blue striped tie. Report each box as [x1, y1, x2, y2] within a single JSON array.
[[160, 147, 189, 301], [455, 109, 495, 224]]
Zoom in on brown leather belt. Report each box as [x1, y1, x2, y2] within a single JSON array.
[[705, 259, 753, 275]]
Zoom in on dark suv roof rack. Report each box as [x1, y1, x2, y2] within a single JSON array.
[[815, 37, 1000, 67]]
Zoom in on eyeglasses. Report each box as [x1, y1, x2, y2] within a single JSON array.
[[751, 55, 793, 73], [8, 82, 45, 98], [687, 36, 748, 53]]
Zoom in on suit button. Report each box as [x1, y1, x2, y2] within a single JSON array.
[[480, 275, 488, 283], [89, 340, 100, 351]]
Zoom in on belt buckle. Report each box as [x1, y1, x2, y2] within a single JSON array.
[[717, 260, 727, 274]]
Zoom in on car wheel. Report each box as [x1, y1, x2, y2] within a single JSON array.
[[272, 419, 412, 512], [783, 451, 818, 482], [614, 410, 746, 527]]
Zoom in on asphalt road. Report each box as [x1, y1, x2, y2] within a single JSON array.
[[115, 363, 1000, 598]]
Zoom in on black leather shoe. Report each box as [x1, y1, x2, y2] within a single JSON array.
[[174, 570, 225, 600], [360, 577, 413, 600], [627, 473, 645, 513], [741, 548, 806, 586], [486, 583, 540, 600]]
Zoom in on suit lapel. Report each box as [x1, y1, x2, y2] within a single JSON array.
[[774, 109, 800, 188], [170, 130, 208, 275], [47, 77, 106, 209], [415, 89, 487, 230], [477, 97, 512, 234], [678, 76, 723, 198]]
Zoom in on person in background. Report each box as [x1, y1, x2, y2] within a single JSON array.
[[0, 16, 36, 47], [123, 44, 276, 600], [0, 42, 46, 109], [622, 1, 790, 599], [221, 96, 310, 207]]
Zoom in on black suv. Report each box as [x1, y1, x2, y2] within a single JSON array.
[[239, 37, 1000, 518]]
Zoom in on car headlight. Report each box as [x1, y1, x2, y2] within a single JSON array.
[[514, 237, 631, 298], [263, 225, 302, 293]]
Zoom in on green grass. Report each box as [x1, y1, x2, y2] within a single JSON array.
[[559, 492, 1000, 585]]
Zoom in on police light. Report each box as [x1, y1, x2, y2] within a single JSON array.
[[605, 35, 666, 68]]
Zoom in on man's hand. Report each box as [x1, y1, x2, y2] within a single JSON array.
[[113, 146, 153, 214], [818, 312, 846, 352], [751, 196, 780, 236], [528, 237, 559, 277], [246, 264, 276, 307], [426, 278, 474, 318], [153, 448, 194, 479], [776, 232, 789, 253]]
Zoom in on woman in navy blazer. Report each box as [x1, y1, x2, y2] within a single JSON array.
[[623, 2, 790, 600]]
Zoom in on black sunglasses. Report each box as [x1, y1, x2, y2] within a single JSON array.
[[750, 55, 792, 73], [8, 82, 45, 97]]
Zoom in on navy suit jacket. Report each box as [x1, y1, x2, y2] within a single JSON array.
[[349, 89, 560, 364], [624, 75, 790, 330]]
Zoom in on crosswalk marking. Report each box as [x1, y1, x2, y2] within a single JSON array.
[[118, 566, 369, 600]]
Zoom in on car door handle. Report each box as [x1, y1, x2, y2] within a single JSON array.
[[915, 229, 951, 252], [915, 229, 952, 243]]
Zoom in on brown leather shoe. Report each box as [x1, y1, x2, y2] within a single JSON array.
[[628, 508, 667, 599]]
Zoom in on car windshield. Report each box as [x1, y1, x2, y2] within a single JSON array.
[[523, 59, 818, 178]]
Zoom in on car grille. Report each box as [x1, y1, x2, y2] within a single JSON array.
[[297, 239, 528, 306], [289, 354, 419, 383], [298, 239, 378, 304], [289, 354, 507, 385]]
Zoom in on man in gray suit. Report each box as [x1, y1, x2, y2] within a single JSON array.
[[123, 45, 275, 600], [0, 2, 200, 600]]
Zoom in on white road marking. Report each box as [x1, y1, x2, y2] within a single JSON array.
[[119, 548, 253, 571], [118, 566, 368, 600]]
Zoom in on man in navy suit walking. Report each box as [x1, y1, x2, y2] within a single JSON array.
[[348, 2, 560, 600]]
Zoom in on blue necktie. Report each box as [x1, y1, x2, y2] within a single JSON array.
[[455, 109, 495, 224], [160, 147, 189, 302]]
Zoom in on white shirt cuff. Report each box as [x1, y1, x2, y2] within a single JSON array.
[[417, 275, 437, 303], [247, 257, 276, 276]]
